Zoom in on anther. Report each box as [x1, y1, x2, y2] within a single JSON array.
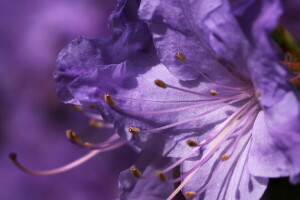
[[291, 74, 300, 87], [184, 191, 196, 198], [9, 152, 17, 161], [186, 139, 198, 147], [70, 104, 83, 111], [130, 167, 142, 178], [221, 154, 230, 161], [104, 93, 115, 106], [255, 90, 262, 98], [209, 90, 219, 96], [175, 52, 186, 62], [129, 126, 140, 134], [156, 171, 167, 181], [88, 104, 97, 109], [89, 119, 104, 128], [154, 79, 167, 89], [66, 129, 83, 144]]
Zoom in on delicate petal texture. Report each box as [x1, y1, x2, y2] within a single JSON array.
[[54, 0, 152, 104], [249, 111, 291, 177], [182, 127, 268, 200], [118, 151, 180, 200], [139, 0, 236, 81]]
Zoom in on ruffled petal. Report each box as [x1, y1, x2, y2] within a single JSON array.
[[139, 0, 238, 81], [54, 0, 153, 104]]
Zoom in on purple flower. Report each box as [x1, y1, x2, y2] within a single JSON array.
[[54, 0, 300, 199]]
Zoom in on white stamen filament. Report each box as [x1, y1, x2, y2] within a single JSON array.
[[166, 99, 256, 199]]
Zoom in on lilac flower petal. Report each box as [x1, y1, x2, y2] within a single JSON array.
[[181, 129, 268, 200], [204, 2, 250, 79], [248, 111, 291, 178], [54, 0, 152, 104], [265, 92, 300, 183], [139, 0, 234, 81], [118, 151, 178, 200], [54, 37, 106, 104]]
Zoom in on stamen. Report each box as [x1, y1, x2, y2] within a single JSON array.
[[104, 93, 115, 106], [255, 90, 262, 98], [291, 74, 300, 87], [166, 100, 255, 199], [70, 104, 83, 111], [186, 139, 198, 147], [220, 154, 230, 161], [184, 191, 196, 198], [129, 126, 140, 134], [112, 94, 247, 117], [89, 119, 104, 128], [88, 104, 97, 109], [66, 129, 87, 145], [156, 171, 167, 181], [283, 61, 300, 72], [175, 52, 186, 62], [155, 79, 167, 89], [9, 150, 101, 176], [131, 167, 142, 178], [140, 97, 248, 134], [209, 89, 219, 96]]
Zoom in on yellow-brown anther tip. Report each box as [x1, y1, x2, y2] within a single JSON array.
[[130, 167, 142, 178], [291, 74, 300, 87], [255, 90, 262, 98], [70, 104, 83, 111], [186, 139, 198, 147], [156, 171, 167, 181], [221, 154, 230, 161], [65, 129, 75, 138], [175, 52, 186, 62], [154, 79, 167, 89], [209, 89, 219, 96], [89, 119, 104, 128], [129, 126, 140, 134], [104, 93, 115, 106], [88, 104, 97, 109], [9, 152, 17, 160], [184, 191, 196, 198]]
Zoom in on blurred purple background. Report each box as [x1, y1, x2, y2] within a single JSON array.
[[0, 0, 137, 199]]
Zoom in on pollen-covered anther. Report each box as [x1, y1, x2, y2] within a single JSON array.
[[186, 139, 198, 147], [129, 126, 140, 134], [291, 74, 300, 87], [130, 167, 142, 178], [175, 52, 186, 62], [154, 79, 167, 89], [156, 171, 167, 181], [89, 119, 104, 128], [283, 61, 300, 72], [9, 152, 17, 161], [88, 104, 97, 109], [209, 89, 219, 96], [66, 129, 82, 144], [184, 191, 196, 198], [221, 154, 230, 161], [70, 104, 83, 111], [104, 93, 115, 106], [255, 90, 262, 98]]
